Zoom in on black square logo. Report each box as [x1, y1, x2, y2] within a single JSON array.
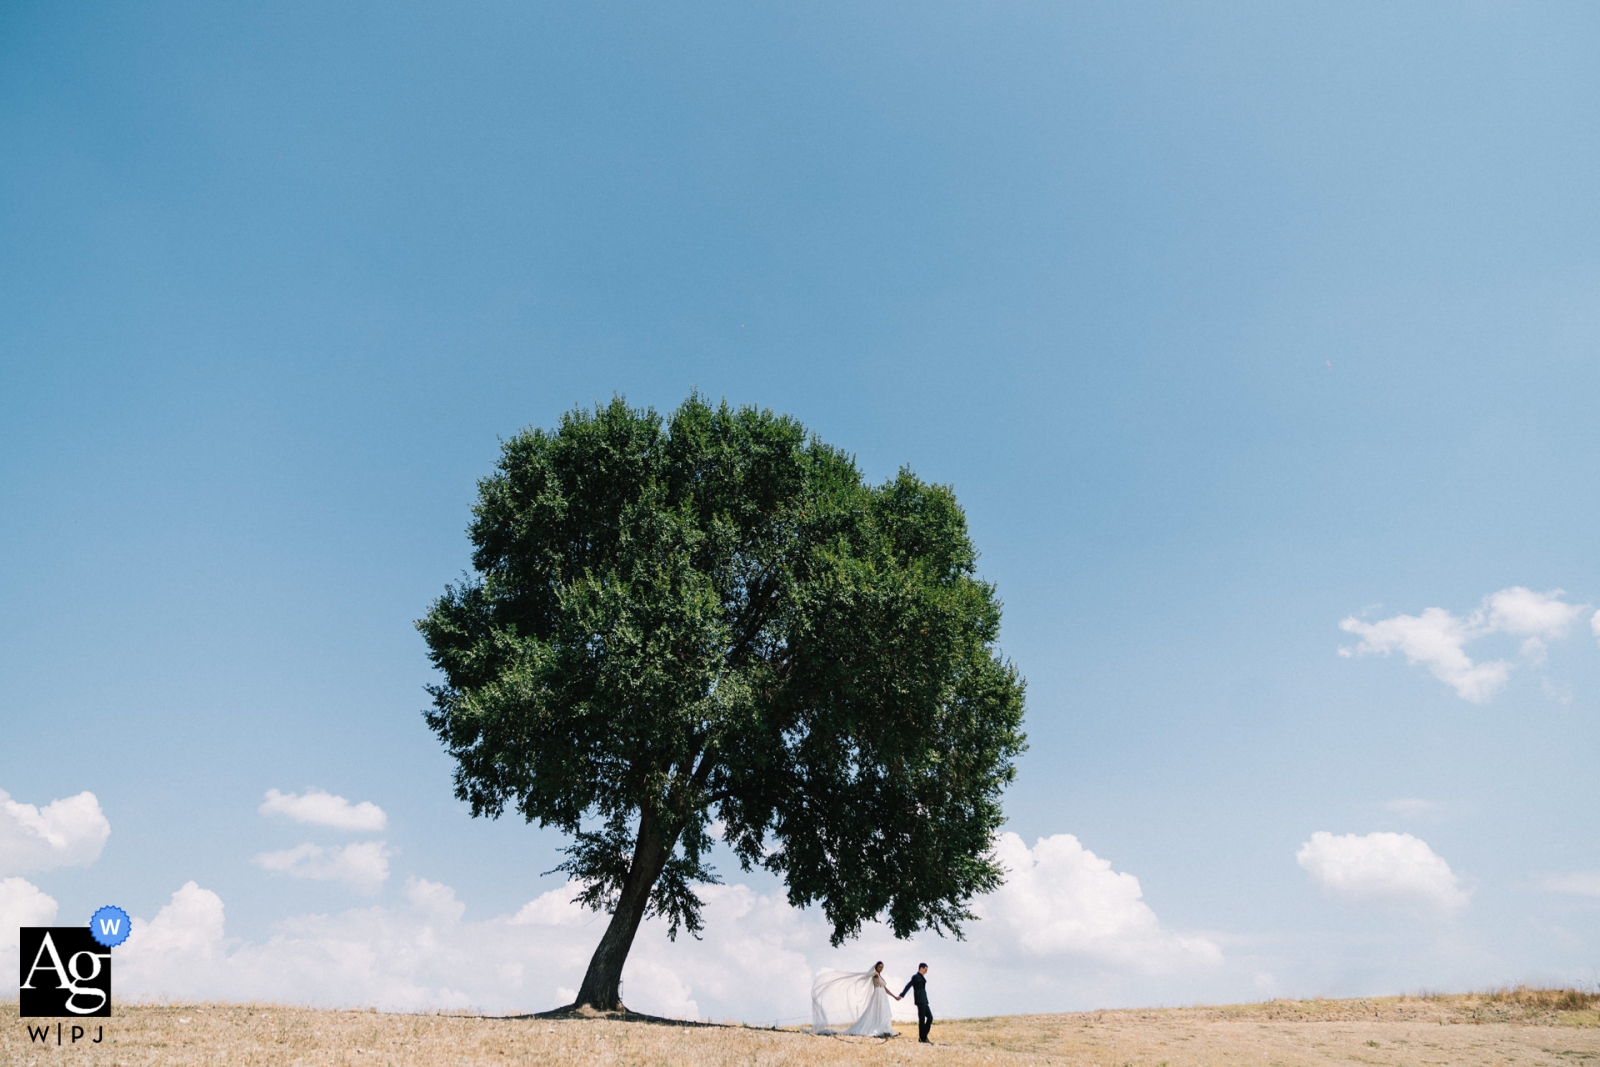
[[19, 928, 112, 1018]]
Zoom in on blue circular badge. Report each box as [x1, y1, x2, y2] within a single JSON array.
[[89, 905, 131, 948]]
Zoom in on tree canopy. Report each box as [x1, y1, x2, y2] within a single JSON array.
[[418, 394, 1026, 1010]]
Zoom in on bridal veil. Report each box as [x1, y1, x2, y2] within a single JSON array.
[[811, 969, 895, 1035]]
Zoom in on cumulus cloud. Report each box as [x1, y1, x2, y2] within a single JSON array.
[[1, 876, 59, 991], [1339, 606, 1506, 702], [259, 788, 387, 832], [1482, 586, 1585, 638], [118, 876, 700, 1016], [1543, 872, 1600, 898], [973, 833, 1221, 972], [1296, 831, 1469, 912], [0, 788, 111, 874], [126, 881, 228, 965], [1339, 587, 1584, 702], [253, 841, 391, 894], [118, 832, 1216, 1020]]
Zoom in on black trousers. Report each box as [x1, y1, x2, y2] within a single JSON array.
[[916, 1001, 932, 1041]]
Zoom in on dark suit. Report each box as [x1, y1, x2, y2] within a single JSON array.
[[900, 972, 932, 1041]]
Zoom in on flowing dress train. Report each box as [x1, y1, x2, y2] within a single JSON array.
[[811, 969, 896, 1037], [846, 973, 895, 1036]]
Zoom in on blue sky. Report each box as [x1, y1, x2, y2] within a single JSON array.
[[4, 2, 1600, 1017]]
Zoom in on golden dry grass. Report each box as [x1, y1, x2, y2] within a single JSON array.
[[3, 990, 1598, 1066]]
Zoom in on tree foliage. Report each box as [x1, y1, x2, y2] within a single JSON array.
[[418, 394, 1026, 1006]]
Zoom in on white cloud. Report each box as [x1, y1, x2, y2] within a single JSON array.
[[1339, 587, 1583, 702], [126, 881, 229, 964], [1339, 606, 1508, 702], [1, 876, 59, 991], [511, 886, 591, 927], [118, 832, 1217, 1020], [1543, 872, 1600, 898], [1296, 831, 1469, 912], [1483, 586, 1585, 638], [972, 833, 1221, 973], [259, 788, 387, 832], [0, 788, 111, 874], [253, 841, 391, 894], [118, 877, 616, 1015], [1590, 609, 1600, 647]]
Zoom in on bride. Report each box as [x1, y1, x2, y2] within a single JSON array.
[[810, 962, 901, 1036]]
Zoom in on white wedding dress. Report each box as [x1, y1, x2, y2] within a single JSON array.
[[811, 969, 896, 1036]]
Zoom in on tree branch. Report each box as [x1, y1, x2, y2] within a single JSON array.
[[726, 572, 780, 666]]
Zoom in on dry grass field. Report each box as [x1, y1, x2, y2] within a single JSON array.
[[4, 989, 1598, 1067]]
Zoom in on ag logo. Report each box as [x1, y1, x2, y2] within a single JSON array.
[[19, 928, 112, 1017]]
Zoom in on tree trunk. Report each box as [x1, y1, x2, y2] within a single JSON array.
[[570, 820, 674, 1011]]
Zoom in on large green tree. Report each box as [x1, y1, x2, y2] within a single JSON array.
[[418, 395, 1026, 1011]]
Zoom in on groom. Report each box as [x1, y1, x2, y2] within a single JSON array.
[[899, 963, 932, 1042]]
